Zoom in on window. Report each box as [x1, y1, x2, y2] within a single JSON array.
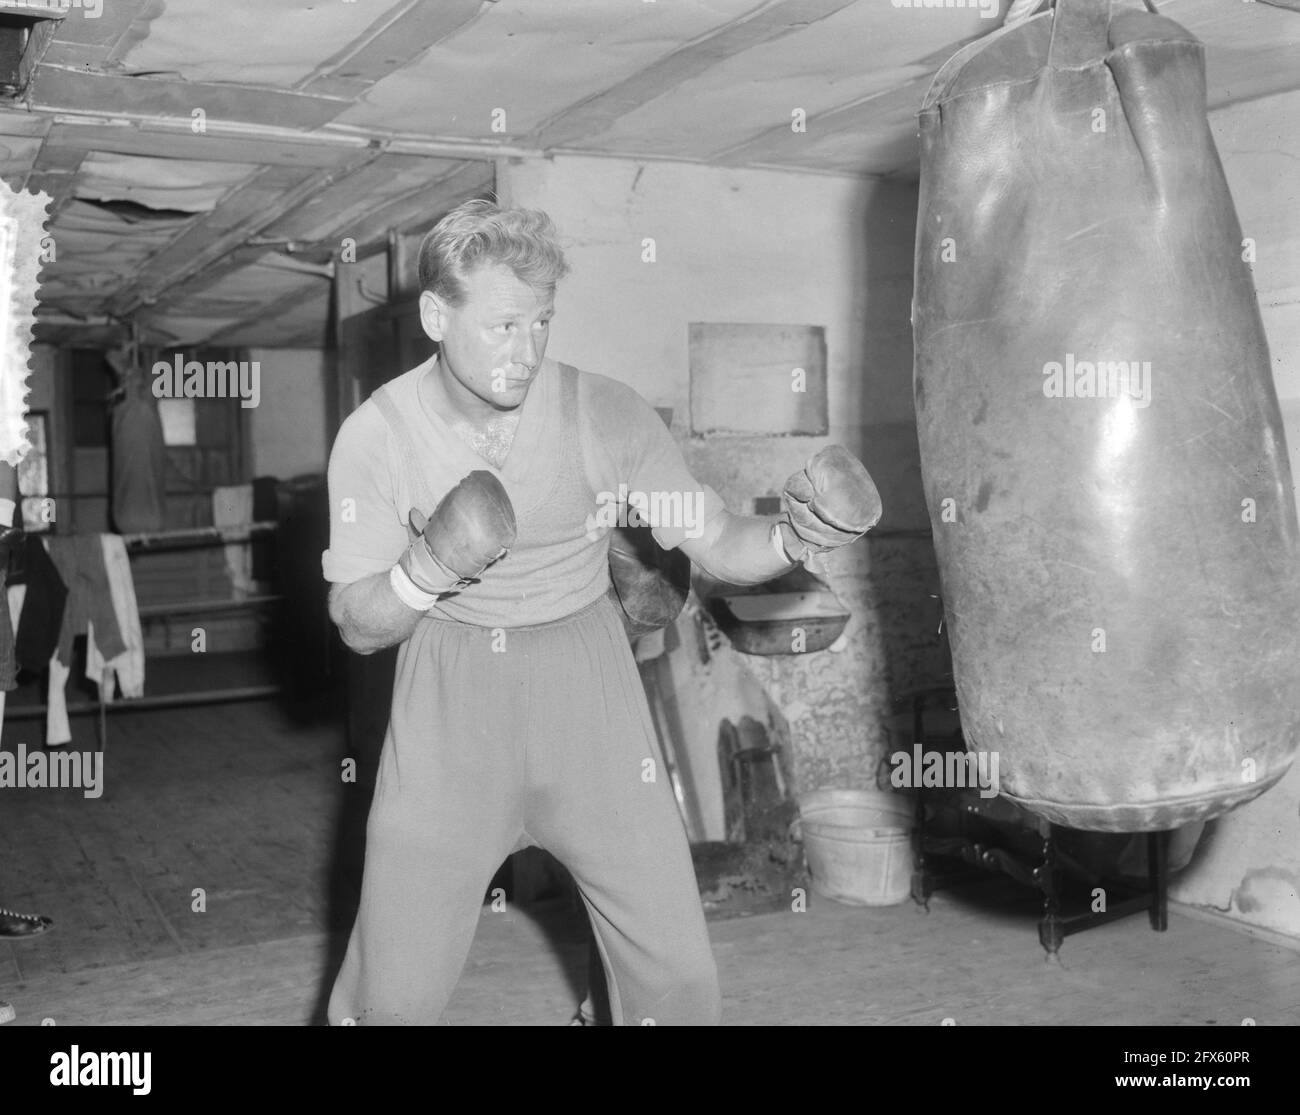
[[157, 398, 197, 447]]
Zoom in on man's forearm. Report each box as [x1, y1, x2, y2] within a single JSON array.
[[329, 571, 426, 654], [688, 512, 795, 586]]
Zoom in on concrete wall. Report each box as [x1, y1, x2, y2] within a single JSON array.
[[247, 348, 330, 480], [1169, 90, 1300, 940], [498, 154, 941, 794]]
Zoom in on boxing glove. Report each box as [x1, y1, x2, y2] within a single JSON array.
[[393, 470, 517, 604], [607, 524, 691, 641], [777, 445, 882, 563]]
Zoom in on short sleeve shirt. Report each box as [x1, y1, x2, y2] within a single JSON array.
[[322, 355, 724, 627]]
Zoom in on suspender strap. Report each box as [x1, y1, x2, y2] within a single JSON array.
[[370, 383, 435, 514], [557, 363, 582, 466]]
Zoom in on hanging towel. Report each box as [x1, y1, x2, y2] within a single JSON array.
[[85, 534, 145, 700], [213, 483, 255, 600], [8, 583, 26, 635], [46, 655, 71, 747]]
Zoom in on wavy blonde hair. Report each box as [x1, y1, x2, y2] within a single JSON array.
[[418, 198, 569, 305]]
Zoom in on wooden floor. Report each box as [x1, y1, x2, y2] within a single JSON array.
[[3, 697, 1298, 1026]]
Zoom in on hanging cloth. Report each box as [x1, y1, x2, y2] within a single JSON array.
[[110, 360, 167, 535]]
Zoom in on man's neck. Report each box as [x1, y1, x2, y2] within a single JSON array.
[[422, 358, 523, 469], [422, 357, 520, 427]]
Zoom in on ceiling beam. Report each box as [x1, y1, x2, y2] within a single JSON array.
[[37, 0, 157, 65], [527, 0, 860, 152], [31, 66, 346, 132], [0, 111, 50, 191], [706, 71, 930, 170], [107, 150, 384, 317], [136, 156, 491, 317], [258, 154, 464, 243], [254, 158, 493, 269], [23, 142, 84, 211], [199, 279, 331, 349], [707, 18, 1300, 174], [297, 0, 490, 99], [161, 159, 492, 346], [43, 118, 366, 169], [41, 111, 538, 164]]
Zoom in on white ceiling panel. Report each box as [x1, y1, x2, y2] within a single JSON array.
[[17, 0, 1299, 347], [74, 152, 257, 213], [336, 0, 768, 137], [581, 6, 985, 165], [119, 0, 388, 86]]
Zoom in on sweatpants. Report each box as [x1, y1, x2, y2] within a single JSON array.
[[327, 590, 720, 1026]]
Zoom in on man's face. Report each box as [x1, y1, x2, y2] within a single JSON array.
[[420, 263, 554, 413]]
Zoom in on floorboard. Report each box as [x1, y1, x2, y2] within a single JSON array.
[[2, 697, 1297, 1026]]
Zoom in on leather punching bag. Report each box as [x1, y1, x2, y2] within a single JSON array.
[[912, 0, 1300, 831]]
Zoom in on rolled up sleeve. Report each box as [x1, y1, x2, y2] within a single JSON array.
[[321, 403, 410, 585]]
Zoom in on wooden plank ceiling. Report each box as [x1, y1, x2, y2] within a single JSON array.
[[0, 0, 1294, 349]]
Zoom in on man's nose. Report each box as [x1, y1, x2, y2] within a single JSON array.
[[513, 329, 540, 370]]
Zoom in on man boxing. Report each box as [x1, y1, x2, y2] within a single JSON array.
[[323, 198, 880, 1025]]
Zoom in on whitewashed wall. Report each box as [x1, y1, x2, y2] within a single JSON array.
[[1170, 90, 1300, 940], [247, 348, 329, 480], [498, 153, 939, 794]]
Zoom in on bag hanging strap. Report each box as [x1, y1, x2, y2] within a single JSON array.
[[1048, 0, 1112, 70], [1048, 0, 1160, 70]]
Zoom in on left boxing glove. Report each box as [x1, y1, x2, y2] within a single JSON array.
[[777, 445, 882, 563], [391, 470, 517, 608]]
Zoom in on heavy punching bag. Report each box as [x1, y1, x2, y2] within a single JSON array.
[[912, 0, 1300, 831]]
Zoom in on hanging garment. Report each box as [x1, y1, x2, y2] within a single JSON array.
[[2, 582, 26, 722], [14, 533, 67, 674], [0, 594, 13, 738], [0, 583, 22, 726], [0, 571, 14, 695], [85, 534, 145, 700], [213, 483, 255, 600], [45, 535, 128, 746], [111, 384, 167, 535], [46, 536, 125, 666]]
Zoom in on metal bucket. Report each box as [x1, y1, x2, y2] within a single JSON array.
[[794, 790, 915, 907]]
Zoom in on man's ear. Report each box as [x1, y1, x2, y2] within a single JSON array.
[[419, 290, 446, 342]]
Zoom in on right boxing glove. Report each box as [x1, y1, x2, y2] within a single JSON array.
[[391, 470, 517, 608]]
